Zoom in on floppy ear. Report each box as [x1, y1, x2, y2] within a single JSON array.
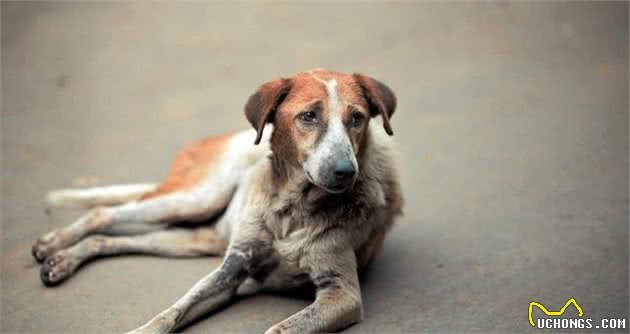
[[244, 78, 292, 145], [353, 73, 397, 136]]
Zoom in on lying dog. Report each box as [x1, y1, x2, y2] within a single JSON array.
[[32, 69, 403, 333]]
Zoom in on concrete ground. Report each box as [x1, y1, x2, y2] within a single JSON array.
[[1, 2, 628, 333]]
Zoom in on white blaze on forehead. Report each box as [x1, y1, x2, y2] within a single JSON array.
[[309, 73, 349, 146], [310, 75, 346, 142], [323, 79, 342, 118], [310, 74, 342, 119]]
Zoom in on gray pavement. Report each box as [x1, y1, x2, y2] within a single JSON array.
[[1, 2, 628, 333]]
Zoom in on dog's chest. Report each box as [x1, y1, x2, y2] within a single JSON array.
[[263, 195, 364, 264], [257, 210, 326, 289], [262, 194, 333, 266], [266, 209, 312, 263]]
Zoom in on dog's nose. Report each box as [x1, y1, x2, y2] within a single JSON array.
[[333, 160, 356, 181]]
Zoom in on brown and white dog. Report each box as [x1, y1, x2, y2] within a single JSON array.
[[32, 69, 404, 333]]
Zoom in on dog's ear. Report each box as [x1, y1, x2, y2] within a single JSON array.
[[244, 78, 292, 145], [353, 73, 397, 136]]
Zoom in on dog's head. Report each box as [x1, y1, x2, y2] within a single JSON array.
[[244, 69, 396, 194]]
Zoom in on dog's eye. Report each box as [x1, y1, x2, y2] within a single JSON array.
[[350, 112, 365, 128], [300, 111, 318, 124]]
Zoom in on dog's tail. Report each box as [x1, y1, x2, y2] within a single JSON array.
[[45, 183, 158, 212]]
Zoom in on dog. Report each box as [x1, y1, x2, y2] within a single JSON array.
[[31, 69, 404, 333]]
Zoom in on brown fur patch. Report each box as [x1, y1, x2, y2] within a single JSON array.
[[352, 73, 397, 135], [244, 78, 292, 144], [141, 133, 233, 200]]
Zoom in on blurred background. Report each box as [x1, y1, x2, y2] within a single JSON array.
[[1, 2, 628, 333]]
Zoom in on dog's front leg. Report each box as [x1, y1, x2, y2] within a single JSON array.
[[265, 247, 363, 334], [126, 238, 271, 334]]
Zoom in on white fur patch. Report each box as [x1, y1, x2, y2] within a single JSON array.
[[45, 183, 158, 209]]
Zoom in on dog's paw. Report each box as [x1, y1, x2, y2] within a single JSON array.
[[31, 231, 65, 262], [40, 251, 79, 286]]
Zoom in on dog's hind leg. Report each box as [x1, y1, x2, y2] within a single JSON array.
[[45, 183, 158, 211], [32, 129, 269, 262], [39, 227, 226, 286], [32, 185, 234, 262]]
